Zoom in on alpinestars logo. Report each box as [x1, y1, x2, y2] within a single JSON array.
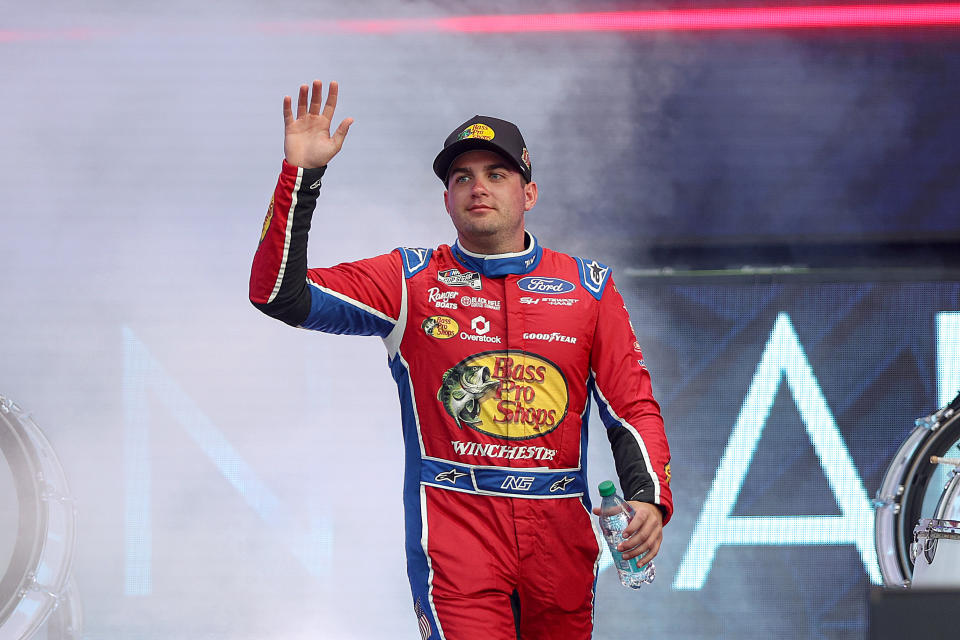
[[586, 260, 609, 288], [435, 468, 468, 484], [438, 268, 481, 290], [550, 476, 575, 492], [403, 247, 430, 273]]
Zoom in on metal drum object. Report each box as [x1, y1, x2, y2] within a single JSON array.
[[874, 392, 960, 588], [911, 518, 960, 588], [909, 450, 960, 588], [0, 396, 80, 640]]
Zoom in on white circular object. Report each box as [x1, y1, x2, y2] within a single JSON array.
[[0, 396, 79, 640]]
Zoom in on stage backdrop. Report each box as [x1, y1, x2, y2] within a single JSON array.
[[2, 2, 960, 639]]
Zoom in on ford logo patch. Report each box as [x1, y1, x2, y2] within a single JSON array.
[[517, 277, 576, 294]]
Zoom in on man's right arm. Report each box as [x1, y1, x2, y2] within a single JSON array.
[[250, 80, 353, 326], [249, 160, 327, 326], [249, 81, 402, 337]]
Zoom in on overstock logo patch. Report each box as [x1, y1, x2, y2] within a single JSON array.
[[471, 316, 491, 335]]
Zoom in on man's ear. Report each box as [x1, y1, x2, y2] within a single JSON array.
[[524, 181, 538, 212], [443, 189, 451, 215]]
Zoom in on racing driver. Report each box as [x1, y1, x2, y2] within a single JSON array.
[[249, 80, 673, 640]]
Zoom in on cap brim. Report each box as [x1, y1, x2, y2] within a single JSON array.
[[433, 139, 526, 183]]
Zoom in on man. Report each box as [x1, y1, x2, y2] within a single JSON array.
[[250, 80, 673, 639]]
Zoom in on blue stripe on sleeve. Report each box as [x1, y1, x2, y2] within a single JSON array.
[[299, 283, 396, 337]]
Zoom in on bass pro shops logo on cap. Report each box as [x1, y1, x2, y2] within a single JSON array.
[[458, 123, 496, 141], [433, 115, 532, 183]]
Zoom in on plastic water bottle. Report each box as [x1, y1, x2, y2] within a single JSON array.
[[597, 480, 655, 588]]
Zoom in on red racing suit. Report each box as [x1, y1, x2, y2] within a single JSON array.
[[250, 161, 673, 640]]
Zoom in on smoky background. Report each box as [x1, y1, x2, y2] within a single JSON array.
[[2, 1, 959, 638]]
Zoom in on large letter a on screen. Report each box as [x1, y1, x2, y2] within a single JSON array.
[[674, 313, 881, 590]]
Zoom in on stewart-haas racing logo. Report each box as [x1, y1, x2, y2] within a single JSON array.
[[438, 268, 481, 290], [519, 296, 577, 306], [436, 351, 568, 440]]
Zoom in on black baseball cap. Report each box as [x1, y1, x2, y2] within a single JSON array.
[[433, 115, 532, 184]]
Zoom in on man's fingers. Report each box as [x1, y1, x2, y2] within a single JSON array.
[[621, 507, 653, 537], [620, 516, 656, 549], [288, 80, 343, 126], [282, 95, 293, 127], [622, 528, 661, 563], [617, 505, 661, 560], [635, 533, 662, 563], [322, 80, 339, 121], [296, 84, 309, 119], [648, 532, 662, 560], [332, 117, 354, 147], [309, 79, 324, 116]]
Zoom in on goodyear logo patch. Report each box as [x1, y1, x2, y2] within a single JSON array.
[[422, 315, 458, 339], [664, 462, 671, 485], [437, 350, 568, 440], [458, 123, 495, 141]]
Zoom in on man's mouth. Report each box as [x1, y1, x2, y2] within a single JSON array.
[[468, 204, 494, 212]]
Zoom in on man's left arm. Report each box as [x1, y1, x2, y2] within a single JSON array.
[[589, 276, 673, 563]]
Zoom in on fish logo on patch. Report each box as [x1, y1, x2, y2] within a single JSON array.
[[458, 123, 495, 141], [437, 351, 569, 440], [422, 316, 459, 339], [437, 364, 500, 429]]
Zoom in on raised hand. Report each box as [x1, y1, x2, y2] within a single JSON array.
[[283, 80, 354, 169]]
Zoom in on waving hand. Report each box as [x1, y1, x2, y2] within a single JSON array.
[[283, 80, 354, 169]]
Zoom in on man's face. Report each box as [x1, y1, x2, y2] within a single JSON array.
[[443, 149, 538, 254]]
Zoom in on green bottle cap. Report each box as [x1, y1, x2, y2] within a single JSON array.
[[598, 480, 616, 497]]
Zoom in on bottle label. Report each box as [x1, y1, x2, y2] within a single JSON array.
[[607, 544, 649, 573], [611, 548, 641, 572]]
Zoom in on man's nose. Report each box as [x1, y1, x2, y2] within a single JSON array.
[[471, 178, 490, 194]]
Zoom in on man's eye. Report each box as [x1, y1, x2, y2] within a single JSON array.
[[455, 175, 470, 183], [490, 172, 504, 180]]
